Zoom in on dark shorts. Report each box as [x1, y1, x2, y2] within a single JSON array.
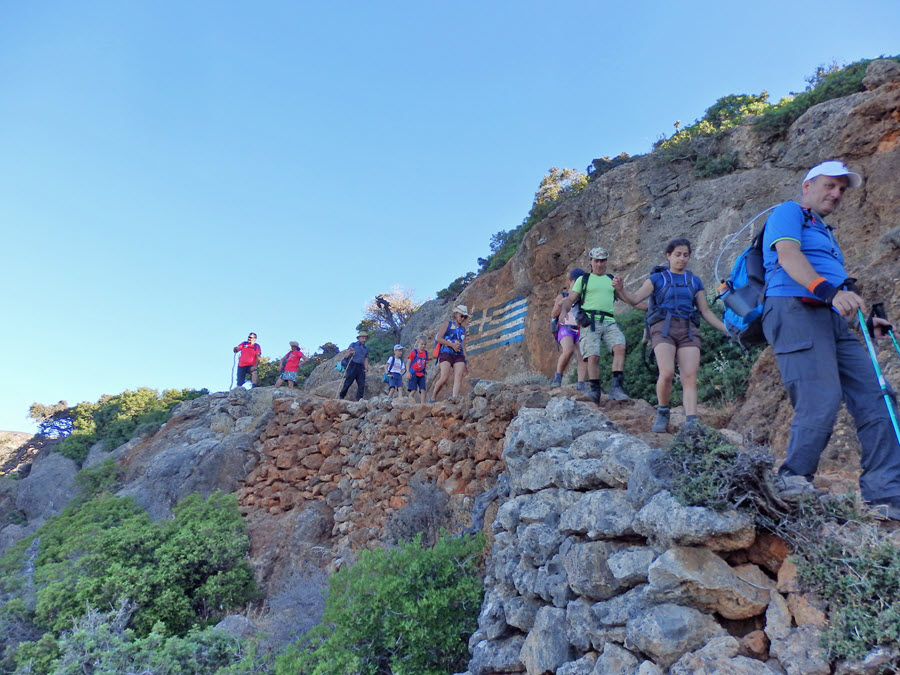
[[438, 352, 467, 366], [236, 365, 257, 385], [557, 324, 580, 343], [388, 372, 402, 388], [407, 373, 427, 390], [649, 318, 702, 350]]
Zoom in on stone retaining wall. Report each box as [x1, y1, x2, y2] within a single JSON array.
[[461, 399, 843, 675], [238, 382, 555, 553]]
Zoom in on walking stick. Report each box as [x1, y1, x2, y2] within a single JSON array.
[[857, 308, 900, 446], [872, 303, 900, 361]]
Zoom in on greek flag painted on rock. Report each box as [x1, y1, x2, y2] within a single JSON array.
[[466, 296, 528, 357]]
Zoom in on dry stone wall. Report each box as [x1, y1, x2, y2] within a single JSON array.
[[238, 382, 557, 556], [460, 401, 852, 675]]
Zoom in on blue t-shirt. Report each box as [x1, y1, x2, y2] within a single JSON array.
[[439, 321, 466, 355], [348, 341, 369, 364], [649, 270, 703, 316], [762, 201, 846, 298]]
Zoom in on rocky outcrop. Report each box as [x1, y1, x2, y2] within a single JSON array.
[[459, 402, 845, 675]]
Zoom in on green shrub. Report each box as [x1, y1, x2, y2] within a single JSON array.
[[2, 491, 257, 642], [754, 57, 900, 135], [51, 388, 208, 465], [71, 459, 123, 505], [275, 533, 485, 675]]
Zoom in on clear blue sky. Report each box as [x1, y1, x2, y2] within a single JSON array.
[[1, 1, 897, 432]]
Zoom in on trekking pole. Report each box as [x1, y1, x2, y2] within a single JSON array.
[[871, 303, 900, 360], [856, 308, 900, 445], [230, 352, 238, 390]]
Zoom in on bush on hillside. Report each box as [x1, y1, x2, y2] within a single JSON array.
[[274, 533, 485, 675], [31, 388, 207, 465], [0, 490, 258, 657]]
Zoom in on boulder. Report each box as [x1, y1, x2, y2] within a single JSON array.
[[647, 547, 772, 620], [563, 541, 629, 601], [15, 452, 78, 522], [469, 635, 526, 675], [624, 604, 726, 668], [669, 636, 782, 674], [559, 490, 637, 539], [520, 606, 573, 675], [769, 625, 830, 675], [633, 491, 756, 551], [556, 653, 597, 675], [593, 643, 640, 674]]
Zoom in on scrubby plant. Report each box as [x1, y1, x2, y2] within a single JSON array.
[[385, 481, 452, 547], [275, 533, 485, 675], [31, 388, 207, 465], [754, 56, 900, 135], [0, 490, 258, 668], [664, 424, 900, 667]]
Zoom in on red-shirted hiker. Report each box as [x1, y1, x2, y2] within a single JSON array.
[[234, 333, 261, 388], [276, 341, 307, 388]]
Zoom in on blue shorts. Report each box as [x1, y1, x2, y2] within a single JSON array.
[[407, 373, 426, 391], [388, 373, 403, 388]]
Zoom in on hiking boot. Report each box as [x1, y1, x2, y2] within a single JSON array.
[[651, 407, 670, 433], [776, 475, 821, 503], [868, 498, 900, 520], [587, 381, 602, 405], [683, 416, 700, 431], [608, 374, 629, 401], [550, 372, 563, 387], [576, 381, 586, 392]]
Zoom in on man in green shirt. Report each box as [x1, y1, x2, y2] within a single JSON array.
[[559, 246, 629, 404]]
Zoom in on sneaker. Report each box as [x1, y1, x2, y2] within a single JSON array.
[[651, 407, 670, 433], [550, 373, 563, 387]]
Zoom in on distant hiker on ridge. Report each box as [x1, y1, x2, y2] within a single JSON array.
[[338, 329, 370, 401], [559, 247, 630, 404], [615, 238, 726, 432], [549, 268, 587, 392], [275, 341, 307, 389], [761, 160, 900, 517], [234, 332, 261, 388]]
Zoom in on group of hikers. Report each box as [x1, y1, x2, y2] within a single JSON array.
[[232, 160, 900, 519]]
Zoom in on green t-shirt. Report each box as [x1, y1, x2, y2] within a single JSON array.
[[571, 273, 615, 316]]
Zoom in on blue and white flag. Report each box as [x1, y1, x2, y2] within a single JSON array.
[[466, 296, 528, 357]]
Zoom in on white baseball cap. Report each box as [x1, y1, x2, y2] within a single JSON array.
[[804, 161, 862, 188]]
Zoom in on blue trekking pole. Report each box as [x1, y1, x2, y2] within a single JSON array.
[[871, 303, 900, 361], [857, 307, 900, 445]]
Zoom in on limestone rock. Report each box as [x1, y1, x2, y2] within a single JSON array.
[[770, 625, 830, 675], [592, 584, 656, 627], [559, 490, 637, 539], [563, 541, 629, 601], [862, 58, 900, 90], [624, 603, 726, 668], [469, 635, 526, 675], [520, 606, 573, 675], [556, 653, 597, 675], [593, 643, 640, 674], [15, 452, 78, 522], [478, 588, 514, 640], [513, 448, 568, 493], [518, 522, 566, 566], [764, 590, 792, 642], [566, 598, 607, 652], [606, 546, 659, 586], [647, 547, 771, 619], [505, 595, 542, 632], [669, 636, 782, 674], [633, 491, 756, 551]]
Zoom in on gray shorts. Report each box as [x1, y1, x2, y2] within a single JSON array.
[[580, 320, 625, 359]]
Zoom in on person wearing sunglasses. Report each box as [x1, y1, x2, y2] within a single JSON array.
[[234, 333, 261, 388]]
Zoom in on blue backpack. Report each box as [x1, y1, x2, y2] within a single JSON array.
[[717, 205, 813, 349], [644, 267, 703, 337]]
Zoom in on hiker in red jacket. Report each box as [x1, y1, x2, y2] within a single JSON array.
[[275, 341, 307, 388], [234, 333, 261, 388]]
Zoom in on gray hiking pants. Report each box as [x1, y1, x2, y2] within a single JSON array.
[[762, 296, 900, 503]]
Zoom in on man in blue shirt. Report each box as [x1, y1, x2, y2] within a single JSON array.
[[338, 330, 370, 401], [762, 160, 900, 517]]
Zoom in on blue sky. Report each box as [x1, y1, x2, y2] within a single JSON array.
[[1, 1, 898, 432]]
